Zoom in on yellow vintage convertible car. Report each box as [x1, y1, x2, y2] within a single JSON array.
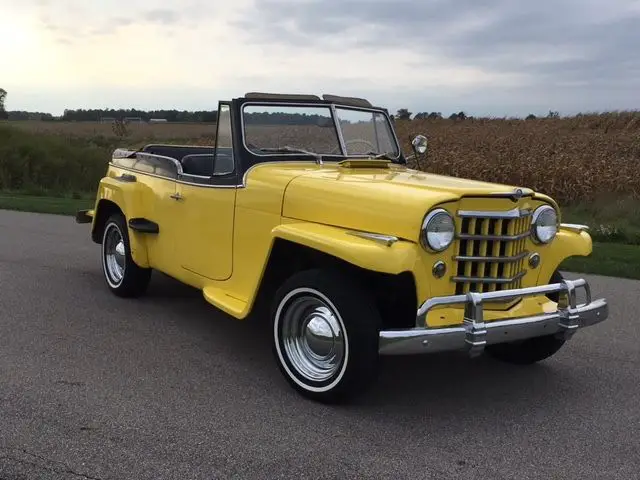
[[76, 92, 609, 403]]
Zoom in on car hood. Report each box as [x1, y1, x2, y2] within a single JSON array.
[[281, 164, 533, 241]]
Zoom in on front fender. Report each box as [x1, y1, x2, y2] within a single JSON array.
[[92, 176, 151, 267], [537, 226, 593, 284], [272, 222, 419, 275]]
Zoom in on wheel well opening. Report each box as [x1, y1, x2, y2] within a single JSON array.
[[91, 200, 122, 244], [254, 238, 417, 330]]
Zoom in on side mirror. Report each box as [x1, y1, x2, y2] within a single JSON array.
[[411, 134, 428, 155], [406, 134, 428, 169]]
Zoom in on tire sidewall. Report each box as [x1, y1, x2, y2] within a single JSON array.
[[270, 269, 381, 401], [101, 216, 129, 291], [273, 286, 350, 394]]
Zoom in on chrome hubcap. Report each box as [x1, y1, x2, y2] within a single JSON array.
[[104, 224, 126, 285], [280, 293, 345, 383]]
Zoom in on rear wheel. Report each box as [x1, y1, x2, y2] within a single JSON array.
[[271, 268, 381, 403], [101, 213, 151, 298]]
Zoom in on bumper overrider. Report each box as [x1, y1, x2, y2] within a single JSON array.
[[379, 278, 608, 356]]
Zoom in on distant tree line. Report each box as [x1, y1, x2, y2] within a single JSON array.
[[395, 108, 563, 121], [0, 86, 569, 124], [60, 108, 219, 123]]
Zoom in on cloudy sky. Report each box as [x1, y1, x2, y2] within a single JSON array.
[[2, 0, 639, 117]]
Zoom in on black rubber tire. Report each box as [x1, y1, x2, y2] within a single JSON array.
[[101, 213, 151, 298], [271, 268, 382, 404], [485, 334, 566, 365], [486, 269, 566, 365]]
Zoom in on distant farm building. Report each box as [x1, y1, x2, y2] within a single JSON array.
[[149, 118, 168, 123]]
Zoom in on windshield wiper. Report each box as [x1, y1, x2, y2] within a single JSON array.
[[259, 146, 323, 164], [365, 151, 397, 161]]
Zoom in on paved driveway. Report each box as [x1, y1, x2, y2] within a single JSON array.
[[0, 209, 638, 479]]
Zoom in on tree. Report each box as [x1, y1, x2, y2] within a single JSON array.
[[396, 108, 412, 120], [0, 88, 7, 120]]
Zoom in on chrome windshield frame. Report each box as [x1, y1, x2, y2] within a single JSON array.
[[239, 100, 402, 161]]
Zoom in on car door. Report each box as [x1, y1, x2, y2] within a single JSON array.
[[174, 102, 237, 281]]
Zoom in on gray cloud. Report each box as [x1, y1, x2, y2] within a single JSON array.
[[143, 9, 180, 25], [234, 0, 640, 113]]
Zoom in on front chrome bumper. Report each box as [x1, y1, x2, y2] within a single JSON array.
[[379, 278, 608, 356]]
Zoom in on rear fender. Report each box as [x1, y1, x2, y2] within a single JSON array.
[[91, 176, 151, 268]]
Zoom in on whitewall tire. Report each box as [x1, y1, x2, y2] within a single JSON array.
[[271, 268, 381, 403], [101, 213, 151, 298]]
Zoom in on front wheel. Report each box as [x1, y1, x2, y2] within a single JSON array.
[[271, 268, 382, 403], [101, 213, 151, 298]]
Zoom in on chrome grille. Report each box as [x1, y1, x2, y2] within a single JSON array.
[[453, 208, 531, 294]]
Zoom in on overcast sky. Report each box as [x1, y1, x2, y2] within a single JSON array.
[[1, 0, 639, 117]]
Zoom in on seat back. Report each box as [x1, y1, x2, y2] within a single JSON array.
[[181, 154, 215, 177], [141, 144, 235, 178]]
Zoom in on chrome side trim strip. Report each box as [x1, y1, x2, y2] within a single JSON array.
[[346, 231, 399, 246], [181, 172, 211, 180], [108, 163, 239, 189], [560, 223, 590, 232]]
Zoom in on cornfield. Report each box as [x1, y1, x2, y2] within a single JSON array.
[[5, 111, 640, 203]]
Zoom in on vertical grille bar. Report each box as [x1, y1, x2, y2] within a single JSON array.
[[487, 219, 503, 292], [454, 208, 531, 295]]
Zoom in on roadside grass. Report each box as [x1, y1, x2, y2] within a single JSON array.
[[560, 243, 640, 280], [561, 197, 640, 245], [0, 192, 93, 216]]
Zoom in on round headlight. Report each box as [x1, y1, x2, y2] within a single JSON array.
[[421, 208, 455, 251], [531, 205, 558, 244]]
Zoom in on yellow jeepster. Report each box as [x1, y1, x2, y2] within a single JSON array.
[[77, 92, 609, 403]]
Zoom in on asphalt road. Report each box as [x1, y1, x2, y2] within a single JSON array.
[[0, 209, 638, 480]]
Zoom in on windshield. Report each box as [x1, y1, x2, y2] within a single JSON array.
[[241, 103, 400, 160]]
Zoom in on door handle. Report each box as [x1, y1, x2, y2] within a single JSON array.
[[170, 192, 183, 201]]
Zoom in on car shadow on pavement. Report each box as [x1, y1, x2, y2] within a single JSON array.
[[134, 272, 591, 419]]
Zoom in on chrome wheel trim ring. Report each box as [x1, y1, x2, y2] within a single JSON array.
[[274, 287, 349, 393], [102, 222, 126, 288]]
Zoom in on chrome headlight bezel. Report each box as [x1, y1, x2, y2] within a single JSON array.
[[420, 208, 455, 252], [531, 205, 558, 244]]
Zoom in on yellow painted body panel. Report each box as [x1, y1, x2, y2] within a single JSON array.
[[94, 167, 183, 276], [175, 182, 236, 281], [92, 160, 594, 328], [282, 165, 528, 240]]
